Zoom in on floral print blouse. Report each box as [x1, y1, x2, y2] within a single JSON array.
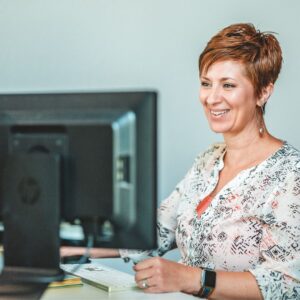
[[120, 141, 300, 299]]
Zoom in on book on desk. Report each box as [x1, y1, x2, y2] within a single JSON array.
[[49, 274, 83, 288], [60, 263, 138, 292]]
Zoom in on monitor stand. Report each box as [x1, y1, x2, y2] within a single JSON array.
[[0, 153, 64, 299]]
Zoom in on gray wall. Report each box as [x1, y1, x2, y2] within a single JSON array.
[[1, 0, 299, 202]]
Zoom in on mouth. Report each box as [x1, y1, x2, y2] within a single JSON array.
[[210, 109, 230, 117]]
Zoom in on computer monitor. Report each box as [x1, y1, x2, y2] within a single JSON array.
[[0, 91, 157, 287]]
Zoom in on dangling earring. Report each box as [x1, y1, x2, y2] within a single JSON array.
[[258, 105, 264, 136], [259, 125, 264, 135]]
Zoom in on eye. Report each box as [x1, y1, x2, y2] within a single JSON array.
[[223, 83, 236, 89], [201, 81, 211, 88]]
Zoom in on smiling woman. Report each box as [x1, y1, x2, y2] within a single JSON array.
[[121, 23, 300, 300], [62, 23, 300, 300]]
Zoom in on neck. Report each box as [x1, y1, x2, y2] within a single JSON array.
[[223, 128, 276, 169]]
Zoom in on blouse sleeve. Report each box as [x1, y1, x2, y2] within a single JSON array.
[[249, 170, 300, 299]]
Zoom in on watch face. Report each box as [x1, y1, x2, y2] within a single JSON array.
[[204, 270, 216, 288]]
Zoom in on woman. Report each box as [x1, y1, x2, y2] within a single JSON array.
[[62, 23, 300, 299]]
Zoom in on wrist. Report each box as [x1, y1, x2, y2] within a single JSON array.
[[181, 266, 202, 294]]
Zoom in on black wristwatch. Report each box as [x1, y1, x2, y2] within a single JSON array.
[[195, 269, 216, 298]]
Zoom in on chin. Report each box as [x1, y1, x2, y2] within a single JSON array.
[[209, 125, 231, 134]]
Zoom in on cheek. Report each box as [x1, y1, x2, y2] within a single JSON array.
[[199, 98, 207, 112], [198, 91, 206, 105]]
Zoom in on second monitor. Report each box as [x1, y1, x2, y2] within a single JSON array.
[[0, 91, 157, 254]]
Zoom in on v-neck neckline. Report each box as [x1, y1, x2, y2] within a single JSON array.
[[194, 141, 287, 218]]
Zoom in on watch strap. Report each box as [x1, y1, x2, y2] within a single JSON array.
[[196, 269, 216, 298]]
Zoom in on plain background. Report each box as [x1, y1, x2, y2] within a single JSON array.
[[1, 0, 299, 201]]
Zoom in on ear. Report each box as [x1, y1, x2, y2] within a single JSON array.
[[256, 83, 274, 107]]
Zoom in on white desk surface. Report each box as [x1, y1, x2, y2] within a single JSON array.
[[42, 258, 198, 300], [0, 253, 201, 300], [43, 284, 196, 300]]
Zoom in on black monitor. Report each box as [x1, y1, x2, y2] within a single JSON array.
[[0, 91, 157, 292]]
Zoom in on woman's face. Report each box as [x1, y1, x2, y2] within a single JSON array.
[[199, 60, 259, 138]]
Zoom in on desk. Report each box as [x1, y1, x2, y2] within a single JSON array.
[[43, 283, 196, 300], [0, 255, 200, 300], [42, 258, 198, 300]]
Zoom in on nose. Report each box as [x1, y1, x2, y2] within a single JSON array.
[[202, 85, 223, 105]]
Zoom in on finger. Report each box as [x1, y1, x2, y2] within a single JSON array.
[[137, 276, 155, 290], [135, 269, 154, 283], [143, 276, 155, 288], [133, 259, 152, 271], [134, 257, 160, 271], [137, 278, 149, 289]]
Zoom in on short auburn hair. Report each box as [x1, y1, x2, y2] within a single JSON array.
[[198, 23, 283, 98]]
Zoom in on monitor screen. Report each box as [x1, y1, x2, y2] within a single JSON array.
[[0, 91, 157, 276]]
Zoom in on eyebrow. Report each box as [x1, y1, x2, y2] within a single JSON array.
[[201, 76, 235, 81]]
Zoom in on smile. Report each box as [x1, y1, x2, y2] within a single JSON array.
[[210, 109, 230, 117]]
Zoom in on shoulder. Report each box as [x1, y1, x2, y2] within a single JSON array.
[[175, 142, 225, 185], [275, 142, 300, 174], [266, 142, 300, 198], [193, 142, 226, 169]]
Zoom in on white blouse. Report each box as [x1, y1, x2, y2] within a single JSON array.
[[120, 141, 300, 299]]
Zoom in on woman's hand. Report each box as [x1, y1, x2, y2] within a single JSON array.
[[134, 257, 201, 294]]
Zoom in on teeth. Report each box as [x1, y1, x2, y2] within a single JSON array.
[[210, 110, 228, 116]]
